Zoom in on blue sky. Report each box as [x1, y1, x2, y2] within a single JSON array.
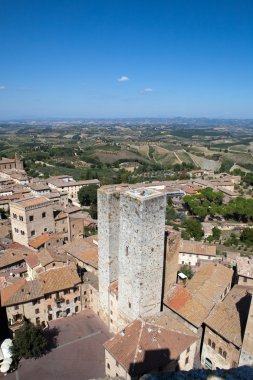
[[0, 0, 253, 119]]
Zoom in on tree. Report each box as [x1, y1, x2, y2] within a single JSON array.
[[212, 226, 221, 241], [180, 264, 193, 279], [11, 322, 47, 360], [182, 218, 204, 241], [78, 184, 98, 206], [240, 227, 253, 247], [89, 202, 98, 219]]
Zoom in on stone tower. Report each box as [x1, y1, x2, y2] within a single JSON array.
[[98, 187, 121, 324], [163, 228, 181, 297], [117, 188, 166, 326], [15, 153, 24, 170]]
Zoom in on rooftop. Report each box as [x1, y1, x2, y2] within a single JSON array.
[[180, 240, 216, 257], [39, 265, 80, 294], [29, 233, 64, 249], [57, 239, 98, 269], [164, 262, 233, 328], [205, 285, 252, 348], [104, 319, 197, 377], [11, 196, 51, 208]]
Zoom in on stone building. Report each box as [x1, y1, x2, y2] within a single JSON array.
[[104, 319, 198, 379], [98, 186, 166, 331], [98, 187, 122, 325], [0, 154, 23, 171], [201, 286, 252, 370], [163, 228, 181, 296], [118, 189, 166, 327], [163, 263, 233, 335], [178, 240, 217, 267], [1, 265, 82, 336], [10, 196, 55, 246], [47, 177, 100, 204], [235, 256, 253, 287]]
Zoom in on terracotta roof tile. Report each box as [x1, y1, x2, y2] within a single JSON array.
[[29, 234, 64, 249], [0, 246, 39, 269], [164, 263, 233, 328], [205, 285, 252, 347], [58, 239, 98, 269], [180, 240, 216, 256], [39, 265, 80, 294], [104, 320, 197, 376], [12, 196, 51, 208]]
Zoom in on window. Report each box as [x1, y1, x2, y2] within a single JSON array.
[[110, 319, 113, 323], [128, 302, 131, 309], [31, 230, 35, 236], [243, 277, 247, 283], [48, 314, 52, 321], [64, 289, 70, 295], [126, 246, 129, 256], [232, 361, 237, 367], [84, 291, 87, 295], [111, 311, 113, 315], [42, 212, 46, 218], [185, 357, 189, 365], [90, 289, 92, 294], [211, 342, 216, 350], [21, 230, 25, 235], [66, 299, 69, 305], [35, 308, 40, 314], [182, 261, 184, 264], [208, 256, 211, 259], [13, 213, 17, 219], [107, 363, 110, 369], [187, 347, 190, 353], [47, 305, 52, 310], [29, 215, 34, 221], [116, 361, 119, 367], [223, 351, 227, 359], [44, 228, 47, 232], [205, 358, 212, 370], [219, 347, 222, 355], [75, 306, 78, 313], [19, 216, 23, 221], [14, 305, 19, 310]]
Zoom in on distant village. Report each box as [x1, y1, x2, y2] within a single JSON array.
[[0, 154, 252, 378]]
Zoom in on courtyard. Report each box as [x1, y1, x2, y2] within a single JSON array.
[[6, 309, 112, 380]]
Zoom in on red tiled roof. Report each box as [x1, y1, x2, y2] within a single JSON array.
[[29, 234, 63, 249], [104, 320, 197, 376]]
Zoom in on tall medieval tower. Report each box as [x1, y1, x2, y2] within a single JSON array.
[[117, 188, 166, 326], [98, 187, 121, 324], [98, 186, 166, 330]]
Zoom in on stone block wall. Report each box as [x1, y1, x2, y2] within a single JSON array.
[[98, 189, 121, 323], [118, 189, 166, 321]]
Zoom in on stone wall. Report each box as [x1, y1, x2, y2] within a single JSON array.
[[98, 189, 121, 324], [118, 189, 166, 322]]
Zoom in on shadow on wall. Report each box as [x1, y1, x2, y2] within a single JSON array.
[[236, 292, 251, 342], [129, 349, 178, 378]]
